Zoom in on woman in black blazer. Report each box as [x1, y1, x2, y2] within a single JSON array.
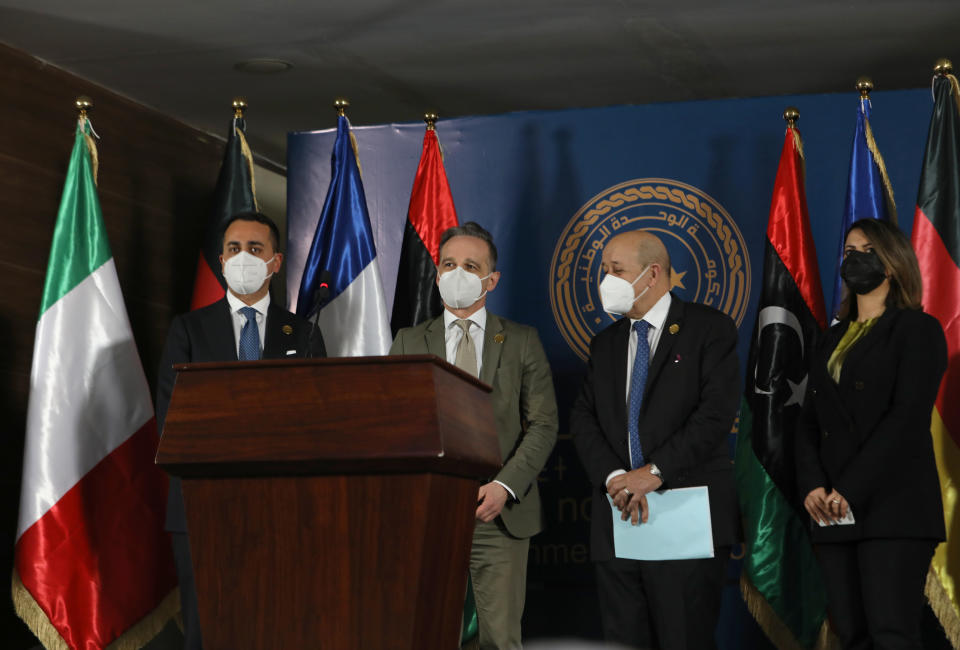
[[796, 218, 947, 650]]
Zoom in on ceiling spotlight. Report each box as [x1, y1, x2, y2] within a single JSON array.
[[234, 58, 293, 74]]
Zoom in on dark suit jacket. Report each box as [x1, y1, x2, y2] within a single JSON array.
[[390, 312, 559, 539], [570, 294, 741, 561], [795, 307, 946, 543], [156, 297, 326, 532]]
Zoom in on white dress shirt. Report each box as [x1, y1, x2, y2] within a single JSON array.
[[443, 307, 486, 374], [226, 291, 270, 358], [606, 291, 672, 487], [442, 306, 515, 499]]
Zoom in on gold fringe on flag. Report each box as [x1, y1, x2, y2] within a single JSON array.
[[861, 114, 897, 225], [12, 570, 69, 650], [12, 569, 180, 650], [81, 122, 99, 186], [950, 74, 960, 112], [349, 131, 363, 177], [928, 405, 960, 647], [926, 568, 960, 648], [235, 127, 259, 212], [789, 122, 807, 185], [739, 574, 839, 650]]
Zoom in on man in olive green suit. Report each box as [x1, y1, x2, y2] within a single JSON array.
[[390, 222, 558, 650]]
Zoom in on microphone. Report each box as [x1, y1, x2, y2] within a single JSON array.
[[306, 270, 332, 321]]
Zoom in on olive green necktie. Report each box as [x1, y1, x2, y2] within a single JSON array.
[[454, 319, 478, 377]]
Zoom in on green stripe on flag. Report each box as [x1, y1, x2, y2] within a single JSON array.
[[38, 123, 111, 317], [735, 398, 827, 649]]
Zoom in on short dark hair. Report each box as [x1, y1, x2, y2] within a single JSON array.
[[438, 221, 498, 270], [221, 211, 281, 253], [838, 218, 922, 319]]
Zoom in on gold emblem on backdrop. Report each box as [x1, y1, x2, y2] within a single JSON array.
[[549, 178, 751, 360]]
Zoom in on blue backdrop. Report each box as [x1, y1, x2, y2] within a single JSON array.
[[287, 88, 933, 646]]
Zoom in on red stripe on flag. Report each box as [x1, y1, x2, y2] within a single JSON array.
[[767, 129, 828, 329], [408, 129, 458, 262], [190, 253, 224, 311], [15, 420, 176, 650], [913, 207, 960, 444]]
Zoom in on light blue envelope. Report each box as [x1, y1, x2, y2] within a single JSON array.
[[607, 487, 714, 561]]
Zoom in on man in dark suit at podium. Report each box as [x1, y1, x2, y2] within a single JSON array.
[[155, 211, 325, 650], [570, 230, 740, 650], [390, 222, 558, 649]]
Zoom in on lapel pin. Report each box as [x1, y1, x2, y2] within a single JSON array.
[[494, 333, 505, 344], [668, 323, 679, 335], [282, 325, 293, 335], [674, 354, 682, 363]]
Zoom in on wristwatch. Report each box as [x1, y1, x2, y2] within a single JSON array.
[[649, 463, 664, 484]]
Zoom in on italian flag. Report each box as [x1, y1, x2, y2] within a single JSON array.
[[12, 120, 177, 649], [914, 70, 960, 646]]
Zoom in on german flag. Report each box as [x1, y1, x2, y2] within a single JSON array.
[[912, 63, 960, 646], [390, 119, 458, 335], [190, 104, 258, 310]]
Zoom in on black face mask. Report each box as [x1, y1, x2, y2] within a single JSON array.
[[840, 250, 887, 295]]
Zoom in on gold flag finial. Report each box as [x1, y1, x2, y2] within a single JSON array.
[[783, 106, 799, 127], [424, 112, 439, 130], [856, 77, 874, 99], [75, 96, 93, 120], [232, 97, 248, 119], [934, 58, 954, 77], [334, 98, 350, 117]]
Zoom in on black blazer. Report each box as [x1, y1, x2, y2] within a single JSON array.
[[570, 295, 742, 561], [795, 307, 947, 543], [155, 297, 326, 532]]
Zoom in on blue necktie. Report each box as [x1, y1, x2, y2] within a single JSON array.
[[238, 306, 261, 361], [628, 320, 651, 469]]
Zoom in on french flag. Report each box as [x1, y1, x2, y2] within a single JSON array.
[[296, 115, 391, 356]]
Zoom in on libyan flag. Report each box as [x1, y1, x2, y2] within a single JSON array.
[[734, 122, 829, 649], [912, 70, 960, 647], [12, 120, 177, 648], [390, 122, 459, 335]]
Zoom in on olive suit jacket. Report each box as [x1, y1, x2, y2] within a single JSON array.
[[390, 311, 559, 539]]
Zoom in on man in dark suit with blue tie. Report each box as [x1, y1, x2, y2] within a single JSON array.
[[155, 211, 325, 649], [570, 230, 740, 650]]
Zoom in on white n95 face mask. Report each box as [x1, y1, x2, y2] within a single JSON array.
[[223, 251, 274, 295], [599, 265, 650, 315], [438, 266, 490, 309]]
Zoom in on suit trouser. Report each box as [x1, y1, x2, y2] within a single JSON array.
[[171, 532, 204, 650], [816, 538, 936, 650], [469, 519, 530, 650], [595, 548, 730, 650]]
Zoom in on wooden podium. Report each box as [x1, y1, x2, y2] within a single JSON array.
[[155, 355, 501, 649]]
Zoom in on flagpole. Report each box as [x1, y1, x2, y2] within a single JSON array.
[[334, 97, 349, 116], [425, 112, 438, 130]]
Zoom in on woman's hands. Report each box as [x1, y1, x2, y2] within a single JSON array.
[[804, 487, 849, 525]]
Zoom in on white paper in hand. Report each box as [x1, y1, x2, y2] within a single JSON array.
[[817, 508, 856, 527], [607, 487, 714, 561]]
